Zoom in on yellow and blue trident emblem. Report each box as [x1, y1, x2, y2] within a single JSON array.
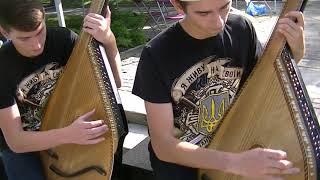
[[198, 92, 230, 134]]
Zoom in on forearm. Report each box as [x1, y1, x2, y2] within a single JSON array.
[[8, 128, 68, 153], [147, 102, 234, 172], [102, 31, 122, 88], [153, 136, 233, 172]]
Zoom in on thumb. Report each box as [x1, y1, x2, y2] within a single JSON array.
[[105, 5, 111, 19], [285, 11, 304, 29], [78, 109, 95, 121]]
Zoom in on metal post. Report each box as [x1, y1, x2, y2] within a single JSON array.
[[54, 0, 66, 27]]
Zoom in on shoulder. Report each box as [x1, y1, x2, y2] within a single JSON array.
[[0, 42, 15, 84], [45, 27, 78, 55], [226, 12, 255, 32], [137, 25, 181, 71], [0, 41, 13, 54], [225, 12, 258, 43], [46, 27, 78, 41], [47, 27, 77, 35], [0, 42, 15, 65], [145, 23, 182, 54]]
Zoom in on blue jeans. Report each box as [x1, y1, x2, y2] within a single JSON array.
[[1, 149, 45, 180]]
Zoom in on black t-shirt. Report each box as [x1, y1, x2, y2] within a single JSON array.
[[0, 27, 77, 149], [133, 13, 262, 147]]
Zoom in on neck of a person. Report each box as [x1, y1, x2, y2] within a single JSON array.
[[179, 18, 218, 40]]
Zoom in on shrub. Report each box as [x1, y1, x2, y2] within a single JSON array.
[[44, 0, 146, 50], [111, 9, 146, 49]]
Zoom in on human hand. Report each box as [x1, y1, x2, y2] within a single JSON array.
[[64, 109, 108, 145], [229, 148, 300, 180], [83, 6, 112, 45], [277, 11, 305, 62]]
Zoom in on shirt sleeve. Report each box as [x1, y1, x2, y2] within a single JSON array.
[[56, 28, 78, 65], [132, 46, 171, 103], [245, 18, 263, 75], [237, 16, 263, 86], [0, 79, 16, 109], [252, 30, 263, 62], [64, 29, 78, 61], [69, 30, 78, 48]]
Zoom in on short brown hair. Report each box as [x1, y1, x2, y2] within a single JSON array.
[[0, 0, 45, 32], [176, 0, 188, 11]]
